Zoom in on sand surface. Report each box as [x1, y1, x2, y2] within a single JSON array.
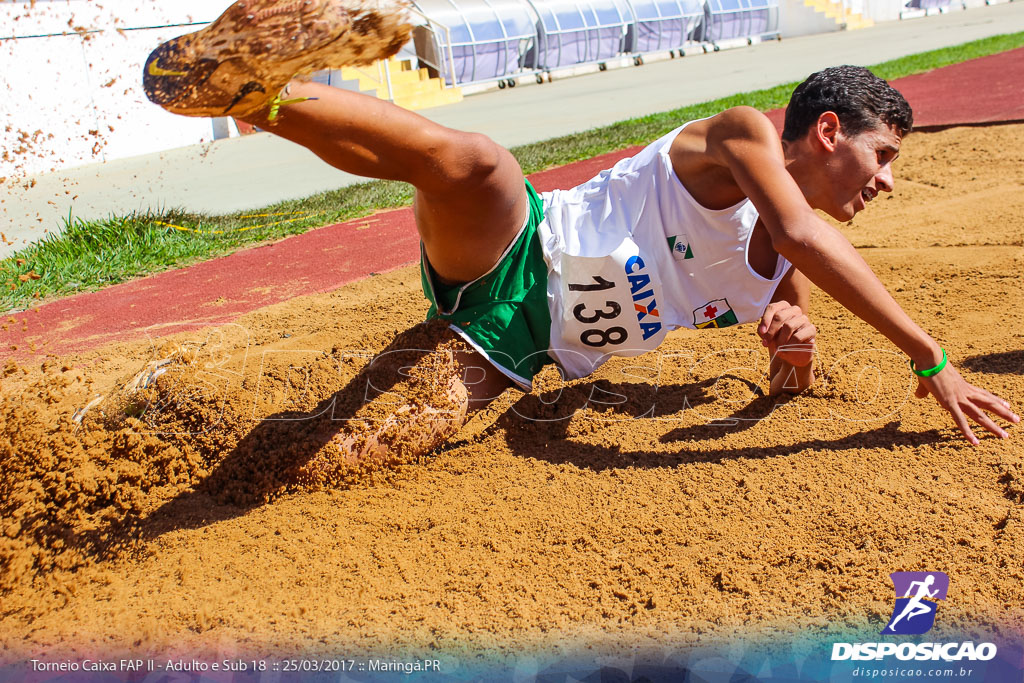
[[1, 124, 1022, 662]]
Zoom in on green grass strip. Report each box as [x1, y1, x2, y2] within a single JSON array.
[[3, 30, 1023, 311]]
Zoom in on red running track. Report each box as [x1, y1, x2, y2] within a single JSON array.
[[3, 47, 1022, 358]]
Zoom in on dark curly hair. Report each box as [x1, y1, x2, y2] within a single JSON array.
[[782, 65, 913, 142]]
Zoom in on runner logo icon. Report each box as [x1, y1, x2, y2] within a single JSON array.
[[883, 571, 949, 635]]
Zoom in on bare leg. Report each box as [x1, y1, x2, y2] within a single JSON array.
[[245, 83, 522, 412], [241, 81, 529, 285], [143, 2, 526, 283], [298, 330, 510, 481], [143, 7, 521, 469], [332, 353, 470, 467]]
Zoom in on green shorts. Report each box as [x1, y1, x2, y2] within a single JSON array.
[[420, 179, 552, 389]]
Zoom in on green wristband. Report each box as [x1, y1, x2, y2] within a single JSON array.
[[910, 348, 948, 378]]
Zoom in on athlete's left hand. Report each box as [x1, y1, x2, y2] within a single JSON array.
[[758, 301, 816, 367], [913, 363, 1019, 446]]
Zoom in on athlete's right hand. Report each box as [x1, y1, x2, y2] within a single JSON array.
[[914, 364, 1019, 445], [757, 300, 816, 367]]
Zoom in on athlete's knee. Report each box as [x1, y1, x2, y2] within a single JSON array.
[[425, 131, 505, 191]]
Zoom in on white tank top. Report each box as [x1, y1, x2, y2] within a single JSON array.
[[537, 121, 792, 380]]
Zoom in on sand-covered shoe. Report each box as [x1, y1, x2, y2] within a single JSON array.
[[143, 0, 412, 119]]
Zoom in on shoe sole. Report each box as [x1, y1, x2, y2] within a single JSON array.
[[144, 0, 412, 117]]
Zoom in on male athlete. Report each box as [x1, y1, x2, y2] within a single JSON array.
[[141, 0, 1017, 463]]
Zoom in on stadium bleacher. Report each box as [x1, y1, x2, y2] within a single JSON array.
[[408, 0, 780, 87]]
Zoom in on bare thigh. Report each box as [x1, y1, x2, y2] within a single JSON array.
[[244, 82, 529, 286], [242, 85, 525, 397], [413, 134, 529, 285]]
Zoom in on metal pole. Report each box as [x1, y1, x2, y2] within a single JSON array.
[[445, 24, 458, 86], [383, 58, 394, 101]]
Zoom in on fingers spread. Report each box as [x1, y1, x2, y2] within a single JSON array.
[[969, 388, 1020, 424], [948, 404, 979, 446], [962, 401, 1008, 440]]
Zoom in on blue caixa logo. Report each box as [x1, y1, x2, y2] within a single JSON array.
[[883, 571, 949, 635]]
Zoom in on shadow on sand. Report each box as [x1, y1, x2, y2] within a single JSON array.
[[495, 376, 945, 472], [138, 359, 945, 541], [961, 350, 1024, 375]]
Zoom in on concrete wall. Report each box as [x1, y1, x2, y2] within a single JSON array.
[[860, 0, 906, 22], [778, 0, 992, 38], [779, 0, 844, 37], [1, 0, 233, 178], [780, 0, 915, 36]]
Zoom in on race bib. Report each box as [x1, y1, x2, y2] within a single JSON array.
[[559, 238, 668, 356]]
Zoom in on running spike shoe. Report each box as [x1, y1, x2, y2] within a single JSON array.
[[143, 0, 412, 118]]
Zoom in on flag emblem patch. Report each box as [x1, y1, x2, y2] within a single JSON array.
[[667, 235, 695, 261], [693, 299, 739, 329]]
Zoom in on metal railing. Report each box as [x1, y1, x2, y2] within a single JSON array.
[[323, 5, 458, 100], [407, 5, 460, 87]]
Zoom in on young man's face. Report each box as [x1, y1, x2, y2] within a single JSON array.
[[821, 122, 902, 221]]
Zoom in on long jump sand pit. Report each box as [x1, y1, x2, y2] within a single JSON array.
[[1, 123, 1022, 664]]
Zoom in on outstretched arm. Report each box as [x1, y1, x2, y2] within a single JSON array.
[[705, 108, 1019, 443]]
